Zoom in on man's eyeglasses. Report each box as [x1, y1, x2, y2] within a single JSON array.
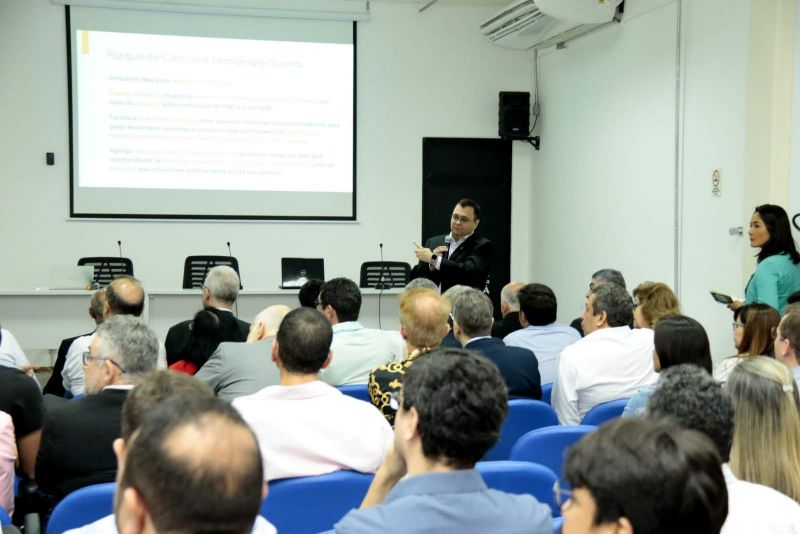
[[82, 351, 127, 373], [451, 214, 473, 224], [552, 480, 573, 509]]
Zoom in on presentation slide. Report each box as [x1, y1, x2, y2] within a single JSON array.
[[67, 9, 356, 220]]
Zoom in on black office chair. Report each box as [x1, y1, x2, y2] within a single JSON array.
[[77, 257, 134, 287], [359, 261, 411, 289], [182, 256, 241, 289]]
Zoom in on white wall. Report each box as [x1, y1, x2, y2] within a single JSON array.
[[0, 1, 533, 292], [531, 0, 678, 325]]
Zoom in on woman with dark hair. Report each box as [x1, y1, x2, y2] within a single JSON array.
[[729, 204, 800, 315], [714, 303, 780, 383], [169, 308, 223, 375], [622, 315, 711, 417]]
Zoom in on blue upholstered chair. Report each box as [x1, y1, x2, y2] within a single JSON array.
[[541, 383, 553, 405], [580, 398, 630, 426], [46, 482, 115, 534], [336, 384, 371, 403], [483, 400, 559, 461], [0, 506, 11, 526], [475, 460, 560, 516], [552, 516, 564, 533], [509, 425, 597, 479], [261, 470, 373, 534]]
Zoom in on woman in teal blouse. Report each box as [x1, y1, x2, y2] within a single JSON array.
[[731, 205, 800, 315]]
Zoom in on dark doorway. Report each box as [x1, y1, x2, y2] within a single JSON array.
[[421, 138, 512, 316]]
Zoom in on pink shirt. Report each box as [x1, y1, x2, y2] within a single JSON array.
[[0, 411, 15, 516], [233, 381, 393, 481]]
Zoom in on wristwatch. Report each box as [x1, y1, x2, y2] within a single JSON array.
[[430, 254, 438, 264]]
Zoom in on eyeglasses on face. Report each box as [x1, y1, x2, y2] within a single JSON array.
[[451, 214, 473, 224], [552, 480, 573, 509], [82, 351, 127, 373]]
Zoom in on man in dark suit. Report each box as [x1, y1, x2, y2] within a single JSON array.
[[411, 199, 493, 293], [36, 315, 159, 502], [453, 288, 541, 400], [165, 265, 249, 365], [491, 282, 524, 339]]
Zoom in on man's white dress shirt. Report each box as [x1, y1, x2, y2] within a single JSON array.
[[551, 326, 657, 425], [62, 333, 167, 395], [64, 513, 277, 534], [319, 322, 403, 386], [721, 463, 800, 533], [233, 380, 393, 481], [0, 328, 31, 369]]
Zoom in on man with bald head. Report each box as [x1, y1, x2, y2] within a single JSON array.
[[491, 282, 524, 339], [369, 288, 451, 425], [61, 276, 161, 396], [166, 265, 250, 365], [195, 305, 290, 402]]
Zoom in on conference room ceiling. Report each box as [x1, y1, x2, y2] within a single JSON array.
[[371, 0, 512, 6]]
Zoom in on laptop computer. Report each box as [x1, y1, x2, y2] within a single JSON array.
[[280, 258, 325, 289], [48, 265, 95, 290]]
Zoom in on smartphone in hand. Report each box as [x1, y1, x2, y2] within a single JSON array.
[[710, 291, 733, 305]]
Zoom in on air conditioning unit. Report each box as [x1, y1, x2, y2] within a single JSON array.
[[480, 0, 624, 51]]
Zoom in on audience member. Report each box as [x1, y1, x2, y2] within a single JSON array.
[[0, 363, 42, 480], [491, 282, 524, 339], [195, 305, 289, 402], [0, 323, 32, 370], [504, 283, 580, 384], [403, 278, 437, 291], [729, 204, 800, 315], [37, 315, 159, 501], [631, 281, 680, 328], [787, 301, 800, 316], [44, 289, 106, 396], [335, 349, 551, 534], [727, 356, 800, 502], [439, 284, 469, 348], [234, 308, 392, 481], [790, 290, 800, 305], [622, 315, 712, 417], [165, 266, 249, 365], [369, 288, 451, 425], [316, 278, 402, 386], [775, 312, 800, 388], [552, 282, 657, 424], [570, 268, 627, 336], [169, 308, 223, 375], [298, 278, 324, 308], [451, 288, 541, 399], [562, 418, 728, 534], [114, 396, 270, 534], [647, 364, 800, 533], [64, 370, 277, 534], [0, 412, 14, 517], [714, 303, 780, 382], [61, 276, 163, 396]]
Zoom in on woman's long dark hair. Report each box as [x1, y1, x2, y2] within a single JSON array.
[[754, 204, 800, 264], [185, 308, 224, 369], [654, 315, 712, 373]]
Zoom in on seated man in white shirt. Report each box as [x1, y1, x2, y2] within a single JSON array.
[[552, 282, 657, 425], [61, 276, 166, 396], [647, 365, 800, 533], [233, 307, 393, 481], [504, 283, 581, 385], [316, 278, 403, 386]]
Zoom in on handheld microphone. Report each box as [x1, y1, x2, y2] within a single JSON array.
[[443, 235, 453, 259]]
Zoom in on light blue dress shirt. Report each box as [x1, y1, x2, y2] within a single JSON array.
[[504, 323, 581, 385], [334, 469, 551, 534], [744, 253, 800, 314]]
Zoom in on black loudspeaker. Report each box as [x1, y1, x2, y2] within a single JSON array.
[[498, 91, 530, 140]]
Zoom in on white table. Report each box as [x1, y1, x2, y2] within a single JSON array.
[[0, 288, 403, 359]]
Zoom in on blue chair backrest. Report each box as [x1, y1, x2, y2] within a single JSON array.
[[261, 470, 373, 534], [336, 384, 371, 403], [47, 482, 115, 534], [475, 460, 560, 516], [541, 383, 553, 405], [581, 398, 630, 426], [483, 400, 559, 461], [509, 425, 597, 479], [0, 506, 10, 525], [552, 516, 563, 533]]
